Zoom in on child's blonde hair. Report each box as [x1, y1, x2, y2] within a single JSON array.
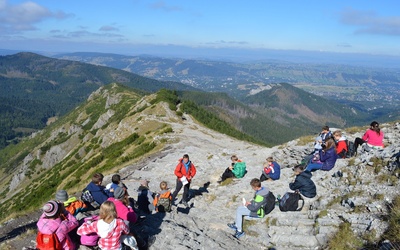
[[160, 181, 168, 190], [99, 201, 117, 224], [263, 162, 269, 167]]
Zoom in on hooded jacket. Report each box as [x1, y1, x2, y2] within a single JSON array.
[[289, 171, 317, 198], [107, 197, 137, 224], [247, 186, 270, 218], [318, 147, 338, 171], [77, 218, 129, 250]]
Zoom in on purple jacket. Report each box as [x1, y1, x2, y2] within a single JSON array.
[[319, 147, 338, 171], [37, 212, 78, 250]]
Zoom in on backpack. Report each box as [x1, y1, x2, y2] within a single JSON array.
[[80, 216, 99, 246], [155, 191, 172, 212], [36, 231, 62, 250], [278, 192, 304, 212], [81, 188, 99, 209], [263, 191, 276, 215], [346, 140, 355, 158]]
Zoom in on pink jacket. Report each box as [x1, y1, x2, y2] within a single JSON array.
[[362, 129, 384, 147], [107, 197, 137, 224], [37, 212, 78, 250]]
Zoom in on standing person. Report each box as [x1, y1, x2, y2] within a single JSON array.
[[289, 165, 316, 199], [77, 201, 136, 250], [37, 200, 79, 250], [172, 154, 197, 207], [217, 155, 246, 183], [85, 173, 112, 205], [227, 178, 270, 239], [354, 121, 384, 153], [305, 138, 338, 172], [259, 156, 281, 181]]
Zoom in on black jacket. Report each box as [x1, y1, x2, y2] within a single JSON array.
[[289, 171, 316, 198]]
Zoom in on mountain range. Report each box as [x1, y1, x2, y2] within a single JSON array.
[[1, 52, 387, 150]]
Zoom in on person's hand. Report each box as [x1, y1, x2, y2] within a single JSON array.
[[245, 201, 251, 206], [229, 166, 233, 170]]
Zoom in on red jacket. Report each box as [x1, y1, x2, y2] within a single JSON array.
[[174, 159, 196, 182]]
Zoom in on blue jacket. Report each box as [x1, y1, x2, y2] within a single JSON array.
[[269, 162, 281, 180], [289, 171, 316, 198], [319, 147, 338, 171], [86, 182, 111, 205]]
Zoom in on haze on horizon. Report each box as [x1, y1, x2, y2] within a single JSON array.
[[0, 0, 400, 66]]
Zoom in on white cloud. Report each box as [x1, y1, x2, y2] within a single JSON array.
[[150, 0, 182, 12], [0, 0, 71, 33], [340, 8, 400, 36]]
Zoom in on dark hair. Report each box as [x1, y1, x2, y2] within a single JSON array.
[[250, 178, 261, 188], [324, 138, 336, 150], [292, 164, 305, 172], [370, 121, 381, 135], [112, 174, 121, 184], [322, 125, 329, 131], [92, 173, 104, 184], [183, 154, 189, 160]]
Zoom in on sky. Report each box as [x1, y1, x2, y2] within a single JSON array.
[[0, 0, 400, 60]]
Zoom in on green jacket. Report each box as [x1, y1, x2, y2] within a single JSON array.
[[232, 161, 247, 178]]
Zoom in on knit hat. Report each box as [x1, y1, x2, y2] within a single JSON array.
[[43, 201, 59, 217], [114, 187, 125, 200], [55, 190, 68, 202], [140, 179, 149, 187]]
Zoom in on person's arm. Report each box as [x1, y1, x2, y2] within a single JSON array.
[[289, 177, 301, 191], [174, 163, 183, 178], [362, 130, 370, 141], [246, 195, 264, 212], [190, 163, 197, 179], [77, 220, 97, 236]]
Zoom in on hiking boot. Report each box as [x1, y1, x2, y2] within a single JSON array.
[[234, 230, 245, 239], [182, 200, 189, 208], [227, 223, 237, 231]]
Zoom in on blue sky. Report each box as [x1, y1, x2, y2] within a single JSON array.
[[0, 0, 399, 58]]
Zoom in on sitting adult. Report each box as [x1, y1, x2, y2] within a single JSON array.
[[289, 165, 316, 198], [218, 155, 247, 183], [333, 130, 348, 158], [259, 156, 281, 181], [305, 138, 338, 172], [354, 121, 384, 154]]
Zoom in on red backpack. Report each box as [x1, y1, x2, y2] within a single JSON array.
[[36, 231, 62, 250]]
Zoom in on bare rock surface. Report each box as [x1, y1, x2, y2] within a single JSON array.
[[1, 112, 399, 250]]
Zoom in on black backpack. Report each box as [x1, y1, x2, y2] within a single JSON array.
[[263, 191, 276, 215], [346, 140, 355, 158], [279, 192, 304, 212]]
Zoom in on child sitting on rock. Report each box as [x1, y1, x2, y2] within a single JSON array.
[[259, 156, 281, 181], [37, 200, 79, 250], [153, 181, 172, 212], [55, 190, 87, 218]]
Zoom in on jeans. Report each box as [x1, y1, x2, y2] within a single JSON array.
[[305, 162, 323, 172], [235, 206, 251, 232]]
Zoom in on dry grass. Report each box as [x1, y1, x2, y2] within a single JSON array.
[[326, 222, 363, 249]]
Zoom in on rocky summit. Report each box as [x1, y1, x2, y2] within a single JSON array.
[[0, 85, 399, 250]]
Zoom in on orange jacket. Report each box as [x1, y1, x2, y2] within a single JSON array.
[[64, 197, 87, 216]]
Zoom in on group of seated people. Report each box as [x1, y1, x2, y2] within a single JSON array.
[[224, 121, 385, 239], [37, 173, 172, 250]]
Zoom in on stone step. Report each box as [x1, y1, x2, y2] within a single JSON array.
[[268, 225, 315, 236], [270, 234, 320, 249]]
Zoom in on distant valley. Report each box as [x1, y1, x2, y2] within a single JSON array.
[[54, 52, 400, 117]]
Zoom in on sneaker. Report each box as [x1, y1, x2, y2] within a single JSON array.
[[234, 230, 245, 239], [227, 223, 237, 231], [182, 200, 189, 208]]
